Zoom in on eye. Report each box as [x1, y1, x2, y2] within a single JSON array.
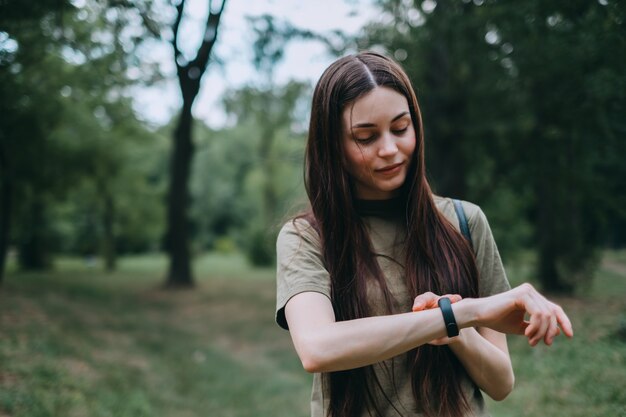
[[355, 134, 377, 144], [392, 126, 409, 135]]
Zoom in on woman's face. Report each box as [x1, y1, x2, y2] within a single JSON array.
[[342, 86, 416, 200]]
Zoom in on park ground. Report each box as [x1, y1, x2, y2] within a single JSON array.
[[0, 251, 625, 417]]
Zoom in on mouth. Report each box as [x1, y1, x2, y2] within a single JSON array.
[[376, 162, 404, 173]]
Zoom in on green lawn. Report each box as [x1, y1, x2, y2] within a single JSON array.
[[0, 251, 625, 417]]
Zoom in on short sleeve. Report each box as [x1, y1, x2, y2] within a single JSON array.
[[465, 204, 511, 297], [275, 219, 332, 330]]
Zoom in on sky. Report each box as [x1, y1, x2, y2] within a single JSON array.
[[133, 0, 379, 128]]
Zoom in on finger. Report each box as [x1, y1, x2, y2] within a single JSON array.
[[425, 297, 440, 310], [527, 287, 574, 336], [527, 314, 547, 346], [528, 291, 558, 345], [428, 336, 458, 346], [412, 298, 427, 311], [412, 295, 426, 311], [442, 294, 462, 304], [527, 305, 550, 346], [555, 305, 574, 338], [519, 320, 530, 335], [428, 337, 448, 346], [521, 294, 543, 341], [544, 316, 559, 346], [532, 306, 551, 346], [412, 292, 437, 311]]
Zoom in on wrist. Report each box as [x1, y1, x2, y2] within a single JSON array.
[[447, 328, 470, 349], [452, 298, 480, 329], [438, 297, 460, 337]]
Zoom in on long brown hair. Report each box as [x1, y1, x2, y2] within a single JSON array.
[[301, 51, 479, 417]]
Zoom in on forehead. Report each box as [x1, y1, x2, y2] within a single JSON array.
[[343, 86, 409, 126]]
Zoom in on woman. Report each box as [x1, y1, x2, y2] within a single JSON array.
[[275, 51, 573, 417]]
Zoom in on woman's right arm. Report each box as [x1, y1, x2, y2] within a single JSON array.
[[285, 291, 463, 373], [285, 283, 573, 373], [466, 282, 573, 346]]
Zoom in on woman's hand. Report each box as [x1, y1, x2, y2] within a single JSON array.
[[412, 292, 516, 400], [412, 292, 463, 345], [471, 283, 574, 346], [412, 284, 574, 347], [412, 291, 462, 312]]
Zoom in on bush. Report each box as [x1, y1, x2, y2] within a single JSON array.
[[245, 227, 276, 267]]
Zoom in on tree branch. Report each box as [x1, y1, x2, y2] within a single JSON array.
[[172, 0, 185, 72], [192, 0, 226, 73]]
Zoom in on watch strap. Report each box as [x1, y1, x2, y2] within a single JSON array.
[[438, 297, 459, 338]]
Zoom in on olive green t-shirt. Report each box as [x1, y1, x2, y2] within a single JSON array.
[[275, 197, 511, 417]]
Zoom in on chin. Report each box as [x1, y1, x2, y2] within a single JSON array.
[[381, 178, 406, 192]]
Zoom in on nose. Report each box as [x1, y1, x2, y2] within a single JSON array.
[[378, 133, 398, 158]]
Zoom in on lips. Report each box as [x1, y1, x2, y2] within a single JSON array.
[[376, 162, 404, 173]]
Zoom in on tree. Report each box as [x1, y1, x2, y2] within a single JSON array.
[[222, 81, 308, 265], [247, 16, 311, 264], [361, 0, 532, 254], [0, 0, 164, 280], [362, 0, 626, 293], [0, 1, 73, 279], [488, 0, 626, 292], [164, 0, 226, 287]]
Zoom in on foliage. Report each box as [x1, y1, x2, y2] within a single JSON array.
[[161, 0, 227, 287], [487, 0, 626, 291], [360, 0, 626, 292], [212, 15, 312, 266], [192, 81, 309, 265], [2, 0, 624, 290], [0, 0, 165, 277]]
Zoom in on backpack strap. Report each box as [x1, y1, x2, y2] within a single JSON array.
[[452, 199, 473, 250]]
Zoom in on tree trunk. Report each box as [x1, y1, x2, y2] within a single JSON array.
[[18, 197, 50, 270], [0, 174, 11, 284], [164, 0, 225, 287], [536, 219, 575, 294], [102, 188, 116, 272], [533, 127, 574, 294], [165, 100, 194, 287], [259, 105, 278, 227]]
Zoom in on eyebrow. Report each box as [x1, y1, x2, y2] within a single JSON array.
[[351, 111, 410, 129]]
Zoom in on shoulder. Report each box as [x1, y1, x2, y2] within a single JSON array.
[[276, 217, 323, 263], [277, 217, 320, 247], [276, 217, 329, 330], [433, 195, 485, 230], [433, 195, 495, 253], [435, 196, 510, 295]]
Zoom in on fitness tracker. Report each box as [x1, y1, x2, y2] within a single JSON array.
[[438, 297, 459, 338]]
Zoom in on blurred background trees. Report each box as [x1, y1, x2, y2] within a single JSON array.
[[0, 0, 165, 281], [361, 0, 626, 293], [1, 0, 624, 294], [164, 0, 226, 287]]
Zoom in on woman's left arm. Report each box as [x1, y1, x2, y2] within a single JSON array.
[[449, 203, 514, 399], [447, 327, 513, 401], [412, 293, 514, 401]]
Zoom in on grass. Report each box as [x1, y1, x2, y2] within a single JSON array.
[[0, 253, 310, 417], [1, 251, 625, 417], [486, 250, 626, 417]]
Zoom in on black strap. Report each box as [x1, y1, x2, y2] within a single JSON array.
[[452, 199, 473, 249], [438, 297, 459, 337]]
